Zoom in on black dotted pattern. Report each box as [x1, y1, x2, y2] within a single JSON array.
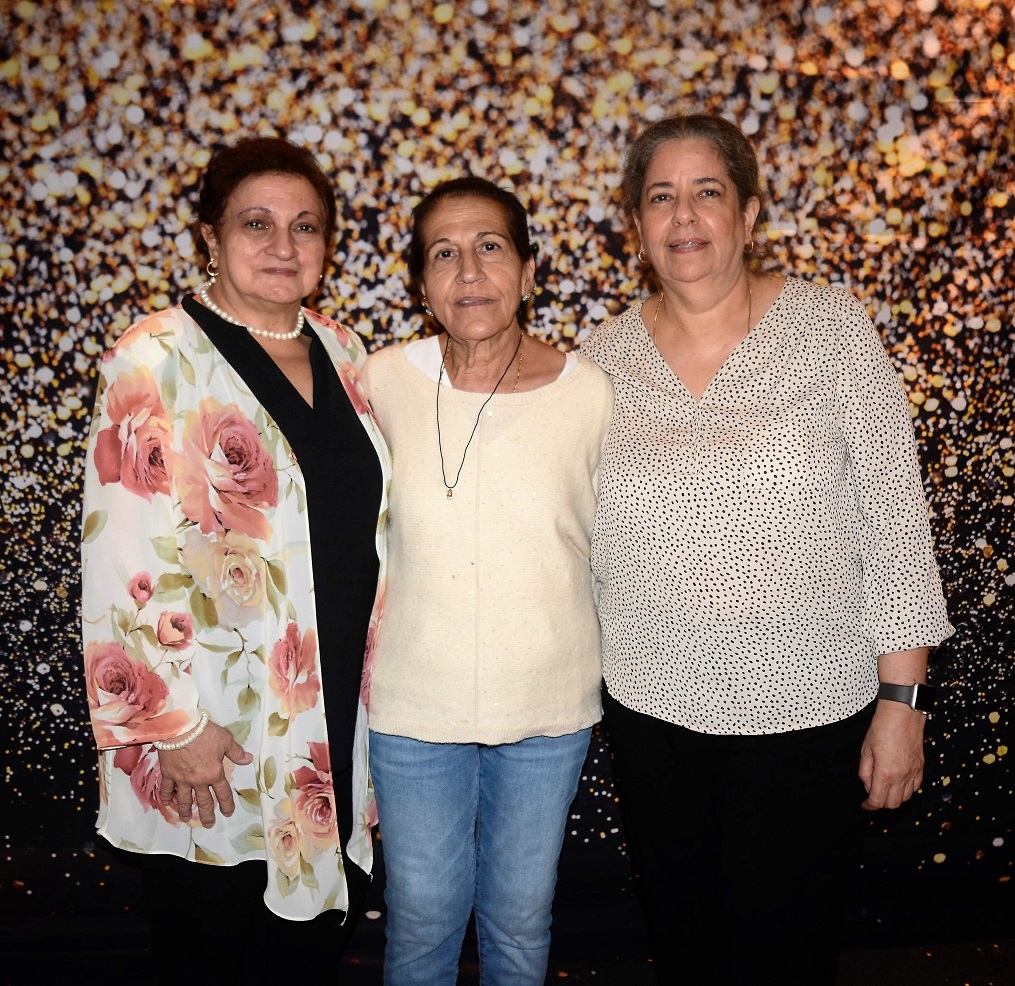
[[582, 278, 953, 734]]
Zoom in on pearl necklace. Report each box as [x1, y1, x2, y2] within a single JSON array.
[[199, 281, 304, 341]]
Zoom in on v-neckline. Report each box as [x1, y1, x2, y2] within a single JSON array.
[[639, 281, 784, 404], [184, 294, 323, 418], [248, 333, 322, 415]]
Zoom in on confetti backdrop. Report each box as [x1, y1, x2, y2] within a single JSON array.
[[2, 0, 1012, 913]]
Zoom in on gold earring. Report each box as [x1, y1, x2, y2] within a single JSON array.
[[637, 248, 648, 265], [422, 296, 433, 317], [745, 240, 755, 255], [206, 260, 219, 279]]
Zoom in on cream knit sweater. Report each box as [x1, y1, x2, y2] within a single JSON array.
[[361, 344, 614, 744]]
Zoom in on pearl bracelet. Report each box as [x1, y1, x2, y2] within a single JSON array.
[[153, 710, 211, 752]]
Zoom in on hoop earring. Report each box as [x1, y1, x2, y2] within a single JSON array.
[[206, 260, 219, 279], [637, 248, 648, 265], [745, 240, 755, 255], [422, 296, 434, 318]]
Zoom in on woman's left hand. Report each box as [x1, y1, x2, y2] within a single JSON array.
[[858, 702, 926, 810], [157, 721, 254, 827]]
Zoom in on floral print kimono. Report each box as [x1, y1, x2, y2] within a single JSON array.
[[80, 303, 389, 919]]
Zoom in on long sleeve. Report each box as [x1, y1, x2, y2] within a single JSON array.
[[834, 293, 952, 654], [81, 326, 198, 750]]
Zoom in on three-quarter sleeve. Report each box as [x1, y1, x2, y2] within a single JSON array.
[[834, 293, 952, 654]]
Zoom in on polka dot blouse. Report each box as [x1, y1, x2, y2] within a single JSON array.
[[581, 277, 953, 734]]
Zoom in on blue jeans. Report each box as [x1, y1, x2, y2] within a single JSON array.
[[369, 728, 592, 986]]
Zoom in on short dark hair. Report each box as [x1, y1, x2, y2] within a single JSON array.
[[194, 136, 337, 260], [406, 176, 535, 287], [622, 114, 767, 232]]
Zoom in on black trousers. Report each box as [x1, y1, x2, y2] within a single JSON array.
[[603, 689, 874, 986], [140, 763, 369, 985]]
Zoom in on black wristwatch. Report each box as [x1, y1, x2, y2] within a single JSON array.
[[877, 681, 937, 714]]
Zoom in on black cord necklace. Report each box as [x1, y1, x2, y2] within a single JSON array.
[[436, 333, 523, 499]]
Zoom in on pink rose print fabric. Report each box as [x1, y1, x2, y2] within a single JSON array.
[[359, 581, 385, 708], [128, 572, 154, 604], [113, 744, 180, 824], [292, 741, 339, 850], [93, 367, 171, 500], [84, 641, 191, 747], [336, 360, 372, 417], [81, 304, 388, 920], [156, 612, 193, 650], [269, 622, 321, 718], [181, 529, 266, 628], [177, 398, 278, 542], [267, 799, 304, 881]]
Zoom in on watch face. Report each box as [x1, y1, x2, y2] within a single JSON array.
[[913, 683, 938, 712]]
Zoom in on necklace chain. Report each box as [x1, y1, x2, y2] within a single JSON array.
[[437, 333, 524, 499], [513, 333, 524, 391], [652, 278, 753, 341], [199, 281, 304, 341]]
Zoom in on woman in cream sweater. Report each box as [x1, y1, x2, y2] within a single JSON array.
[[361, 176, 613, 986]]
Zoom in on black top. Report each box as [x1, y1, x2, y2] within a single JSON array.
[[182, 295, 382, 771]]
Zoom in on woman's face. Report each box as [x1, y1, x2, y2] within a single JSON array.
[[201, 173, 327, 314], [419, 195, 535, 346], [634, 137, 759, 289]]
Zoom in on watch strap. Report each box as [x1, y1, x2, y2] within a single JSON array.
[[877, 681, 937, 713]]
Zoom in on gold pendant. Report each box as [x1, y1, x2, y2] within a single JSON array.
[[446, 488, 453, 499]]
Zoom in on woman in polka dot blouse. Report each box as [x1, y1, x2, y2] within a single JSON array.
[[581, 114, 952, 986]]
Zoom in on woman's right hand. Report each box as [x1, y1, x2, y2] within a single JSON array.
[[157, 722, 254, 828]]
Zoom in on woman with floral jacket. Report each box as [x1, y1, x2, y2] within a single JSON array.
[[80, 136, 388, 983]]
